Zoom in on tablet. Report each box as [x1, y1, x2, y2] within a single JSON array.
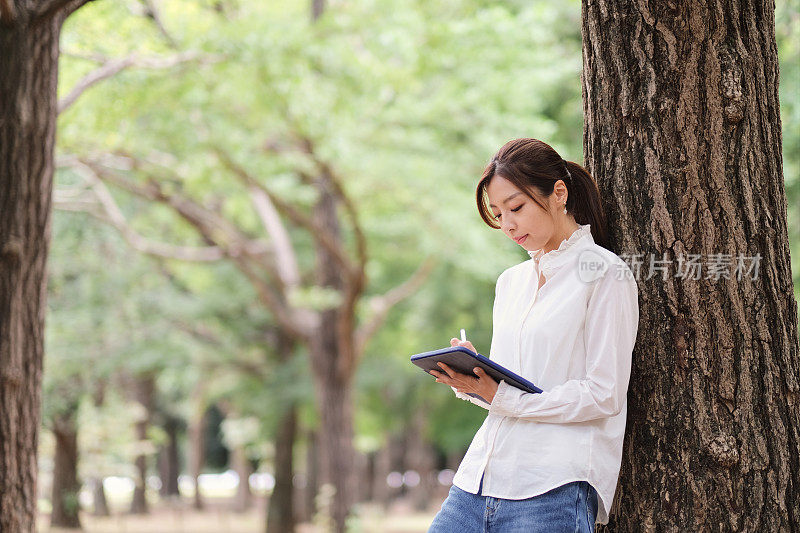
[[410, 346, 542, 402]]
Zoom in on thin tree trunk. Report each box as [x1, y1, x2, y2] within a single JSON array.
[[230, 442, 252, 512], [311, 347, 356, 532], [406, 412, 436, 511], [0, 7, 64, 532], [51, 409, 82, 529], [299, 428, 319, 523], [353, 449, 368, 504], [582, 1, 800, 531], [392, 432, 408, 500], [373, 442, 392, 508], [130, 374, 155, 514], [216, 400, 256, 514], [363, 451, 376, 503], [189, 386, 208, 510], [310, 0, 324, 21], [266, 405, 297, 533], [91, 477, 109, 516], [310, 180, 357, 532], [90, 381, 110, 516], [374, 433, 406, 508], [158, 415, 181, 497]]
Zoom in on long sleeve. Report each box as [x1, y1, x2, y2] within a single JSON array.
[[453, 387, 491, 409], [488, 268, 639, 423]]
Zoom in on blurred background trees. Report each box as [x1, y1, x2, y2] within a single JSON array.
[[7, 0, 797, 531]]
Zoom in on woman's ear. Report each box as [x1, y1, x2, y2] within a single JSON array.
[[554, 179, 569, 204]]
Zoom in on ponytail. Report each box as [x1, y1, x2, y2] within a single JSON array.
[[563, 160, 609, 249]]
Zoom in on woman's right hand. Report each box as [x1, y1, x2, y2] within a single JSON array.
[[429, 338, 499, 403], [449, 337, 477, 353]]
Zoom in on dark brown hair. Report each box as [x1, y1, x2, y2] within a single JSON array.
[[476, 138, 609, 250]]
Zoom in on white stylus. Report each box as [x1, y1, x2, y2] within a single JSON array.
[[460, 329, 466, 342]]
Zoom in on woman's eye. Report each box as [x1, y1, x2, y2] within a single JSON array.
[[493, 205, 522, 220]]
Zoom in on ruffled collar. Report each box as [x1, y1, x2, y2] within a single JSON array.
[[527, 223, 593, 277]]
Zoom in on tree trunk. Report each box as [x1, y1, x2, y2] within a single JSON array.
[[406, 412, 436, 511], [91, 477, 109, 516], [311, 367, 355, 532], [353, 449, 369, 504], [373, 433, 406, 508], [363, 451, 376, 503], [158, 415, 181, 497], [373, 443, 392, 508], [130, 374, 155, 514], [51, 410, 82, 529], [189, 386, 208, 510], [0, 3, 99, 528], [310, 179, 357, 532], [582, 1, 800, 530], [266, 405, 297, 533], [230, 442, 252, 512], [222, 441, 249, 511], [298, 428, 319, 523], [0, 7, 65, 532], [89, 381, 110, 515]]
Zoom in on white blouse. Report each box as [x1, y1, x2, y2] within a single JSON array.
[[450, 223, 639, 525]]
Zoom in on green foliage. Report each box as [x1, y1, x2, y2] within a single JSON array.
[[777, 0, 800, 304], [48, 0, 800, 484]]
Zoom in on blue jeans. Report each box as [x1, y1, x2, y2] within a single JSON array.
[[429, 476, 598, 533]]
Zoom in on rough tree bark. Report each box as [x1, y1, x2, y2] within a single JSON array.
[[0, 1, 92, 530], [582, 1, 800, 530]]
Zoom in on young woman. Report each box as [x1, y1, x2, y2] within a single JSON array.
[[428, 138, 640, 532]]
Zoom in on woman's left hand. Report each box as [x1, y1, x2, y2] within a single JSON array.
[[430, 361, 499, 403]]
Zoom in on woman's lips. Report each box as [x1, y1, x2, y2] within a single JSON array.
[[514, 234, 528, 244]]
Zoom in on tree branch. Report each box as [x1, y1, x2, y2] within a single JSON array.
[[33, 0, 92, 26], [286, 135, 372, 378], [56, 159, 257, 262], [214, 147, 356, 277], [354, 256, 437, 361], [75, 154, 312, 342], [137, 0, 178, 48], [248, 186, 300, 288], [58, 52, 205, 114], [296, 135, 369, 275], [169, 319, 269, 380]]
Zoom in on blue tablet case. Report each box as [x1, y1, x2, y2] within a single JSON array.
[[411, 346, 542, 402]]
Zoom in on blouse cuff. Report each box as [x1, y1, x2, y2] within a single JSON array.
[[452, 386, 491, 409], [489, 380, 518, 416]]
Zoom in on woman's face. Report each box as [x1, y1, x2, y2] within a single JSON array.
[[486, 175, 565, 253]]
